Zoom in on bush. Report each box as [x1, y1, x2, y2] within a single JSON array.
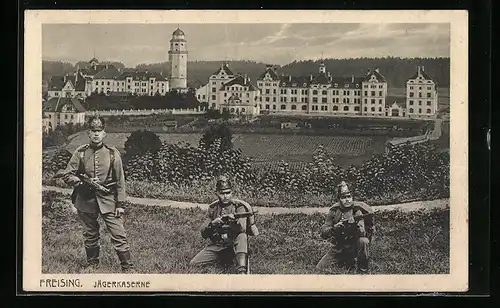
[[123, 129, 162, 162], [200, 124, 233, 151]]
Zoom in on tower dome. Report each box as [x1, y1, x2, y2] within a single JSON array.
[[172, 28, 185, 36]]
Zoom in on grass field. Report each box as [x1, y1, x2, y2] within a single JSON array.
[[67, 132, 389, 168], [42, 191, 449, 275]]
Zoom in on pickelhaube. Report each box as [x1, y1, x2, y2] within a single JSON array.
[[88, 116, 105, 131], [337, 181, 351, 197], [216, 175, 232, 192]]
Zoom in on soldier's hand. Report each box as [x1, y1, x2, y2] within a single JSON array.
[[347, 217, 355, 224], [90, 177, 100, 184], [115, 207, 125, 218], [211, 217, 223, 225], [66, 176, 81, 187], [334, 221, 344, 228], [225, 214, 235, 220]]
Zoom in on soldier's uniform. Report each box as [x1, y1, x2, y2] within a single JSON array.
[[59, 117, 133, 271], [316, 182, 375, 273], [190, 177, 258, 274]]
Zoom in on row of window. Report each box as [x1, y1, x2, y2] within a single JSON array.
[[409, 108, 433, 114], [95, 80, 166, 86], [409, 92, 433, 98], [259, 104, 383, 112], [409, 100, 433, 106], [257, 82, 384, 89], [46, 114, 76, 119], [409, 86, 433, 90]]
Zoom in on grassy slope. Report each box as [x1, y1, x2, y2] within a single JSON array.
[[42, 191, 449, 275]]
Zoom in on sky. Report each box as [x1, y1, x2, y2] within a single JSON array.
[[42, 23, 450, 67]]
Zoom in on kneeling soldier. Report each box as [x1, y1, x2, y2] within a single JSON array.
[[316, 181, 375, 274], [190, 176, 259, 274]]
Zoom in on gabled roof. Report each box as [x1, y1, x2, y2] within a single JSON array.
[[220, 75, 257, 91], [408, 66, 434, 81], [258, 66, 279, 80], [311, 72, 330, 85], [211, 63, 234, 77], [89, 57, 99, 63], [363, 69, 387, 82], [48, 73, 86, 91], [385, 96, 406, 108], [43, 97, 86, 113], [64, 74, 86, 91], [48, 76, 65, 91], [80, 64, 115, 77]]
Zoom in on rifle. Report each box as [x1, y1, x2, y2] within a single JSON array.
[[332, 212, 374, 241], [336, 212, 373, 226], [54, 172, 116, 194], [219, 211, 259, 223]]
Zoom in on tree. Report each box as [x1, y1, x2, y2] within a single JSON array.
[[205, 108, 222, 120], [222, 109, 231, 121], [123, 129, 162, 162], [200, 124, 233, 151]]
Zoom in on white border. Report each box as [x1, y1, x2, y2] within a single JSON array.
[[24, 10, 469, 292]]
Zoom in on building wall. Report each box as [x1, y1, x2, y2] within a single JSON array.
[[406, 79, 437, 118], [361, 78, 387, 117], [43, 112, 86, 130], [196, 84, 210, 104], [169, 35, 188, 89], [91, 77, 168, 96]]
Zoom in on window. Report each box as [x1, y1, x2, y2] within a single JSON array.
[[273, 97, 276, 102], [343, 106, 349, 111], [418, 108, 422, 113], [321, 97, 327, 103], [379, 85, 383, 89], [410, 92, 414, 97], [273, 89, 277, 95], [313, 90, 318, 95], [64, 114, 68, 119], [419, 92, 423, 98], [322, 90, 327, 95], [241, 108, 246, 112], [419, 101, 422, 106], [230, 108, 235, 112], [301, 105, 307, 111], [272, 105, 276, 110], [427, 86, 432, 90], [321, 106, 327, 111], [265, 89, 270, 94], [364, 99, 367, 104], [291, 105, 297, 110], [379, 91, 382, 96], [280, 104, 286, 110], [427, 101, 431, 106], [409, 108, 414, 113], [371, 107, 375, 112], [313, 97, 318, 103], [371, 91, 375, 96], [409, 100, 414, 105], [371, 99, 375, 104], [211, 87, 216, 93], [265, 97, 270, 102], [211, 95, 216, 100], [410, 86, 414, 90], [333, 106, 338, 111], [379, 107, 382, 112], [427, 93, 432, 98], [364, 107, 367, 112], [379, 99, 383, 104], [265, 104, 270, 109], [354, 106, 360, 111]]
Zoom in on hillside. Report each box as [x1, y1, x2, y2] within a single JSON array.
[[42, 57, 449, 89]]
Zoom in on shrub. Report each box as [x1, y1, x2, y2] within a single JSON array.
[[199, 124, 233, 151], [123, 129, 162, 162]]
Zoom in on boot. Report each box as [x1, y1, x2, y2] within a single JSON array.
[[117, 250, 134, 272], [235, 252, 248, 274], [357, 258, 370, 274], [85, 246, 100, 268]]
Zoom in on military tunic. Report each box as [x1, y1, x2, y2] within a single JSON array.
[[190, 198, 257, 266], [316, 201, 375, 271], [60, 143, 130, 253]]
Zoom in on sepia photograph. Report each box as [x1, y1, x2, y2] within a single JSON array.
[[24, 10, 468, 292]]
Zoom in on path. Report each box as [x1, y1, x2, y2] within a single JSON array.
[[43, 185, 449, 214]]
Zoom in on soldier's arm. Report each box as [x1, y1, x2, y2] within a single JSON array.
[[112, 149, 127, 204], [320, 210, 336, 239], [57, 149, 81, 185], [201, 206, 216, 239], [354, 209, 366, 237]]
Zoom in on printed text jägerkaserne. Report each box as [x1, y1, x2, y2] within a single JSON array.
[[93, 280, 151, 288]]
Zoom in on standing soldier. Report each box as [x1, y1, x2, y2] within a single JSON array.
[[190, 176, 259, 274], [56, 116, 134, 272], [316, 181, 375, 274]]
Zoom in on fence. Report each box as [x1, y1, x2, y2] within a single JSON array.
[[85, 107, 206, 116]]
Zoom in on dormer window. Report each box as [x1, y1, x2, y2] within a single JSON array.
[[345, 84, 349, 88], [266, 74, 270, 78], [282, 83, 286, 86], [303, 83, 307, 87], [334, 83, 338, 87], [292, 83, 297, 87]]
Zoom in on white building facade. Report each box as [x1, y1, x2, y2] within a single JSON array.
[[168, 28, 188, 91], [42, 97, 87, 133], [405, 66, 438, 118]]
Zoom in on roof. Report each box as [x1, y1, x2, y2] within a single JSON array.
[[93, 66, 122, 80], [80, 64, 115, 77], [408, 67, 434, 81], [89, 57, 99, 63], [258, 66, 279, 80], [278, 75, 311, 87], [363, 69, 387, 82], [220, 75, 257, 91], [117, 71, 168, 81], [43, 97, 86, 113], [48, 73, 86, 91], [385, 96, 407, 108], [212, 63, 234, 77], [172, 28, 185, 36]]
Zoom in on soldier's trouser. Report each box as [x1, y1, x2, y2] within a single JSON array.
[[316, 237, 370, 270], [190, 233, 247, 266], [77, 210, 131, 253]]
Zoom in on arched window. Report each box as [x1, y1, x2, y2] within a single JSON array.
[[379, 107, 382, 112], [354, 106, 360, 111], [343, 106, 349, 111], [301, 105, 307, 111], [223, 107, 227, 111], [333, 106, 338, 111], [418, 108, 422, 113], [364, 107, 367, 112], [291, 105, 297, 110], [322, 90, 327, 95], [427, 108, 431, 113], [371, 107, 375, 112], [313, 90, 318, 95], [272, 105, 276, 110], [409, 108, 414, 113], [230, 108, 235, 112], [281, 104, 286, 110], [241, 108, 246, 112]]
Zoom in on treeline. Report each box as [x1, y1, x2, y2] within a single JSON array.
[[42, 57, 450, 89]]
